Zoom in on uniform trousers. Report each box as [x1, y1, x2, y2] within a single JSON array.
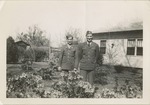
[[80, 69, 94, 85]]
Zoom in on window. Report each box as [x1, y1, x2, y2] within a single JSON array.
[[127, 39, 136, 55], [100, 40, 106, 54], [127, 39, 143, 56], [137, 39, 143, 55]]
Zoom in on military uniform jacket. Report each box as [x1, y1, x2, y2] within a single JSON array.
[[58, 44, 78, 70], [78, 42, 100, 70]]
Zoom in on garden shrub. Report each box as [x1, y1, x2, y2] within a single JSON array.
[[112, 77, 142, 98], [7, 66, 142, 98], [98, 53, 104, 65], [34, 48, 48, 62], [49, 70, 96, 98], [133, 70, 143, 90], [49, 53, 59, 70], [94, 78, 142, 98], [94, 66, 110, 85], [16, 45, 26, 63], [33, 68, 54, 80], [114, 65, 124, 73], [7, 36, 18, 64], [7, 72, 43, 98]]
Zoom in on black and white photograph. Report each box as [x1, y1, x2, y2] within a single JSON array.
[[0, 0, 150, 104]]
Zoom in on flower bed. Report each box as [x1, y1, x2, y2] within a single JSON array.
[[7, 65, 142, 98], [7, 72, 43, 98]]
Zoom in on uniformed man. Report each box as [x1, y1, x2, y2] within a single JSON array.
[[58, 35, 78, 78], [77, 31, 100, 85]]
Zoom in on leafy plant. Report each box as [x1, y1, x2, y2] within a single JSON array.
[[48, 53, 59, 71], [98, 53, 104, 65], [33, 68, 54, 80], [34, 48, 48, 62], [113, 77, 142, 98], [7, 36, 18, 63], [114, 65, 124, 73], [7, 72, 43, 98], [49, 70, 96, 98], [94, 66, 110, 85]]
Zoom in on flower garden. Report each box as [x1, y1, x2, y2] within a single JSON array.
[[6, 54, 143, 98]]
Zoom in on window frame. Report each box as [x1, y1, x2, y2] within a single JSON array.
[[126, 38, 143, 56], [136, 38, 143, 56], [100, 40, 107, 54]]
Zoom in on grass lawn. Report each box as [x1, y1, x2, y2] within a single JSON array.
[[93, 66, 143, 97]]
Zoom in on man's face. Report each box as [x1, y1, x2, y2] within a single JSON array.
[[86, 33, 93, 43], [67, 37, 73, 45]]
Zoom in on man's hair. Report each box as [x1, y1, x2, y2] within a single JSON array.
[[66, 34, 73, 39], [86, 31, 92, 36]]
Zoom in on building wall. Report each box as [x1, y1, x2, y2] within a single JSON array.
[[93, 39, 143, 68]]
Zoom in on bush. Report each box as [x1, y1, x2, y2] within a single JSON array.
[[33, 68, 54, 80], [34, 48, 48, 62], [7, 72, 43, 98], [16, 46, 26, 63], [98, 54, 104, 65], [49, 53, 59, 70], [7, 36, 18, 63], [95, 77, 142, 98], [48, 70, 96, 98], [94, 66, 110, 85], [114, 65, 124, 73], [112, 77, 142, 98], [133, 69, 143, 90]]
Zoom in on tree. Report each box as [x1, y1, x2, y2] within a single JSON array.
[[7, 36, 18, 63], [129, 21, 143, 29], [16, 25, 49, 47], [65, 27, 83, 44], [108, 21, 143, 31]]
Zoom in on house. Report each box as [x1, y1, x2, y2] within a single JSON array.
[[92, 28, 143, 68], [15, 41, 30, 49]]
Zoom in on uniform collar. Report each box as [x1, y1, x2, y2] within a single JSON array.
[[87, 41, 92, 45], [67, 44, 72, 49]]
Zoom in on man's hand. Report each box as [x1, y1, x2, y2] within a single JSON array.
[[74, 68, 79, 72], [58, 67, 62, 71], [74, 68, 77, 71]]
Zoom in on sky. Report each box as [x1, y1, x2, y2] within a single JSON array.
[[0, 0, 146, 47]]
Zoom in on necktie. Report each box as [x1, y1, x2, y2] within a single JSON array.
[[88, 43, 90, 47]]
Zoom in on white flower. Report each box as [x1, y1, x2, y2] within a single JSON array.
[[94, 93, 101, 98], [60, 72, 65, 77], [78, 81, 84, 87], [85, 88, 95, 93], [20, 73, 27, 78]]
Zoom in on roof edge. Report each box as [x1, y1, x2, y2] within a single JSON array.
[[93, 28, 143, 34]]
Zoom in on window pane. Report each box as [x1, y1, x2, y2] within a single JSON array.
[[137, 47, 143, 55], [127, 39, 136, 47], [100, 47, 106, 54], [137, 39, 143, 47], [127, 47, 135, 55]]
